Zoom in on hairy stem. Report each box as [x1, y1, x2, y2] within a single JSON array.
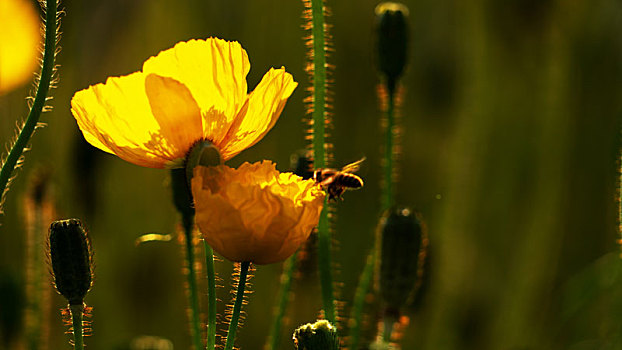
[[224, 261, 251, 350], [307, 0, 336, 325], [182, 215, 203, 350], [203, 240, 217, 350], [69, 304, 84, 350], [0, 0, 57, 215]]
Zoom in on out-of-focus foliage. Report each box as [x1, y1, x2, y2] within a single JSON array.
[[0, 0, 621, 349]]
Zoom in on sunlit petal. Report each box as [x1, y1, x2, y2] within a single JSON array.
[[0, 0, 40, 94], [71, 73, 198, 168], [144, 73, 203, 160], [191, 161, 325, 264], [220, 68, 297, 160], [142, 38, 250, 128]]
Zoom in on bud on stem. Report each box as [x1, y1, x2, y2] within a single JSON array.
[[48, 219, 93, 306]]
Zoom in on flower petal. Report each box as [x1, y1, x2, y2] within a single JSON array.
[[144, 73, 203, 161], [219, 68, 297, 160], [71, 72, 199, 168], [191, 161, 325, 264], [0, 0, 40, 94], [142, 38, 250, 128]]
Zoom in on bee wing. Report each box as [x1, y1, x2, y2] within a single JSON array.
[[341, 157, 366, 173]]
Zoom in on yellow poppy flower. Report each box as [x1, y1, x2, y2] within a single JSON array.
[[191, 161, 325, 264], [0, 0, 40, 94], [71, 38, 297, 168]]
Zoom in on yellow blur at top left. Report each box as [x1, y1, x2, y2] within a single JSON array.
[[0, 0, 40, 95]]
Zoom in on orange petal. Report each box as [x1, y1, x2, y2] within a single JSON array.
[[142, 38, 250, 131], [191, 161, 324, 264], [219, 68, 297, 160]]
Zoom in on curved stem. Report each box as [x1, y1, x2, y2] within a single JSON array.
[[0, 0, 57, 213], [203, 240, 217, 350], [348, 249, 376, 350], [69, 304, 84, 350], [224, 261, 251, 350], [266, 252, 297, 350]]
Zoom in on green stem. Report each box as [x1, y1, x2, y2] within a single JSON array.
[[266, 252, 297, 350], [317, 200, 336, 324], [27, 204, 44, 350], [382, 317, 393, 344], [224, 261, 251, 350], [69, 304, 84, 350], [203, 240, 217, 350], [382, 89, 395, 211], [348, 250, 376, 350], [311, 0, 326, 166], [307, 0, 336, 325], [182, 216, 203, 350], [0, 0, 57, 213]]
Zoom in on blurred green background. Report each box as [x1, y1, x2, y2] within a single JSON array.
[[1, 0, 622, 349]]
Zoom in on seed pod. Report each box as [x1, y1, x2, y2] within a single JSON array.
[[375, 2, 409, 94], [293, 320, 340, 350], [377, 207, 425, 318], [48, 219, 93, 305]]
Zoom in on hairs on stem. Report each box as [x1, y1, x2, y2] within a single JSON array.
[[0, 0, 61, 217]]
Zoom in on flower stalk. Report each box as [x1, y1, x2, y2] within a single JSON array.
[[224, 261, 251, 350], [303, 0, 336, 324], [266, 252, 298, 350], [204, 240, 217, 350], [0, 0, 58, 216], [171, 168, 203, 350], [347, 249, 376, 350], [69, 304, 84, 350]]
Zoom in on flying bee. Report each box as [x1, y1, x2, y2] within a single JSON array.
[[313, 158, 365, 201]]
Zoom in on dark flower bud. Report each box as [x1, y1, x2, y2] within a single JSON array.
[[375, 2, 409, 94], [293, 320, 340, 350], [377, 207, 426, 318], [49, 219, 93, 305]]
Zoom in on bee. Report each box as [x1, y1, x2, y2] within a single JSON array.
[[313, 158, 365, 201]]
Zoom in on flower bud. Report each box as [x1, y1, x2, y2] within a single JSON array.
[[377, 207, 425, 317], [48, 219, 93, 305], [375, 2, 409, 94], [293, 320, 340, 350]]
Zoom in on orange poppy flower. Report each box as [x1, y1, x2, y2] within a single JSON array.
[[0, 0, 40, 94], [71, 38, 297, 168], [191, 161, 325, 264]]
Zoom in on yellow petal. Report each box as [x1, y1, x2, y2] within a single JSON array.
[[0, 0, 40, 94], [142, 38, 250, 131], [220, 68, 298, 160], [71, 73, 202, 168], [144, 74, 203, 160], [191, 161, 325, 264]]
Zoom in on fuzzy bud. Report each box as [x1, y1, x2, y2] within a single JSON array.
[[49, 219, 93, 305], [293, 320, 340, 350], [377, 207, 424, 317], [375, 2, 409, 94]]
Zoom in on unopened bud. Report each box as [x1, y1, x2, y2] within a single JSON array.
[[293, 320, 340, 350], [375, 2, 409, 94], [377, 207, 424, 317], [49, 219, 93, 305]]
